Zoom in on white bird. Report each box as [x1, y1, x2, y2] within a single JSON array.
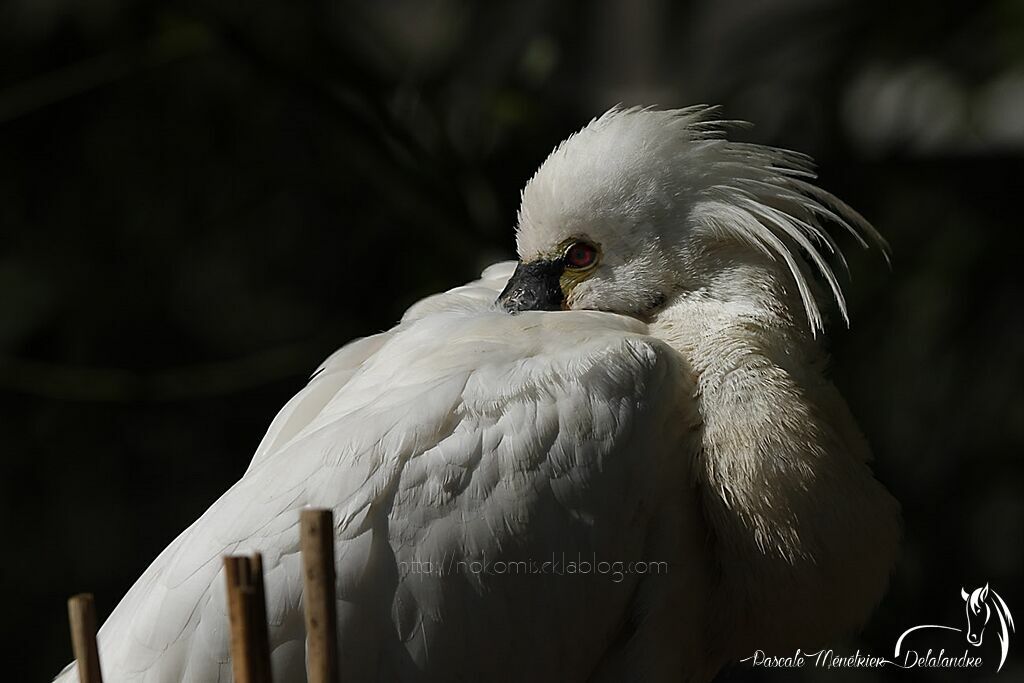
[[56, 106, 900, 682]]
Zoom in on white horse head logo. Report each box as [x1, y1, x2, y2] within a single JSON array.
[[962, 584, 1014, 664], [896, 584, 1015, 673]]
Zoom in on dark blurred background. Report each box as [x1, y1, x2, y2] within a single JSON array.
[[2, 0, 1022, 680]]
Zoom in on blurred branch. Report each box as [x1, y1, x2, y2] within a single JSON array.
[[196, 5, 492, 258], [0, 18, 215, 125], [0, 334, 337, 402]]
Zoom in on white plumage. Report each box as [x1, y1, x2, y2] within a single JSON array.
[[56, 106, 900, 682]]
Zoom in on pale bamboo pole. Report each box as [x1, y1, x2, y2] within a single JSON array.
[[67, 593, 104, 683], [300, 509, 339, 683], [224, 553, 273, 683]]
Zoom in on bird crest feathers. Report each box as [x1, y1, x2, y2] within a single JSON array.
[[519, 105, 888, 336]]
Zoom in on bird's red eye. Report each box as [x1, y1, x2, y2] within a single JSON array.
[[564, 241, 598, 269]]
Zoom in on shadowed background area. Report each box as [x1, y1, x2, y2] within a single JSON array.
[[2, 0, 1022, 680]]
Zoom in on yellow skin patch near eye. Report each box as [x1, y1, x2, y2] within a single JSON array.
[[559, 270, 589, 301], [555, 237, 601, 304]]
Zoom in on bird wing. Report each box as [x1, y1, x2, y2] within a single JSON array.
[[244, 261, 518, 475], [60, 267, 698, 682]]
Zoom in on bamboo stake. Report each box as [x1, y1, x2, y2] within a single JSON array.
[[300, 509, 339, 683], [67, 593, 103, 683], [224, 554, 273, 683]]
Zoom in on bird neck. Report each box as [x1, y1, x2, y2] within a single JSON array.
[[649, 253, 900, 664], [651, 251, 819, 381]]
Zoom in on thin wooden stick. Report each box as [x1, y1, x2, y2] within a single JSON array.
[[67, 593, 104, 683], [224, 554, 274, 683], [301, 509, 339, 683]]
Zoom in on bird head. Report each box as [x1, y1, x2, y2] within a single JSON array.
[[497, 106, 886, 335]]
